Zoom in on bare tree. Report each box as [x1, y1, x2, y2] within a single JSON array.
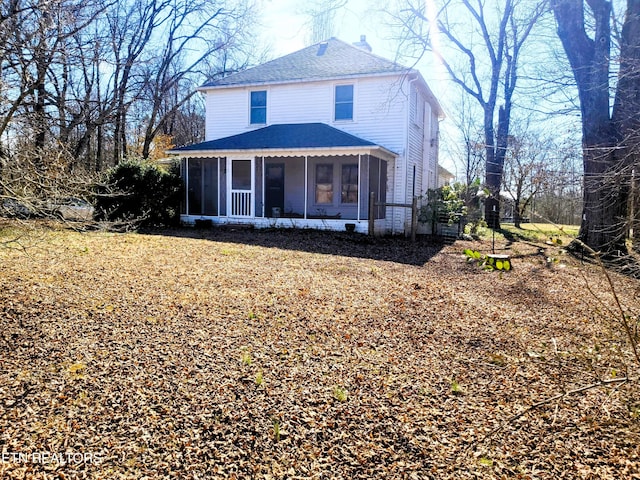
[[502, 127, 550, 227], [301, 0, 348, 45], [552, 0, 639, 256], [387, 0, 547, 228], [443, 85, 485, 192], [137, 0, 257, 159], [0, 0, 259, 221]]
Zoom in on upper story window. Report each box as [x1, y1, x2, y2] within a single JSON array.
[[250, 90, 267, 124], [411, 88, 424, 127], [334, 85, 353, 121]]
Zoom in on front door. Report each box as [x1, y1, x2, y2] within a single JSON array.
[[265, 163, 284, 217], [230, 159, 253, 216]]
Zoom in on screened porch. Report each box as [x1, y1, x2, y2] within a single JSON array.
[[179, 153, 388, 230]]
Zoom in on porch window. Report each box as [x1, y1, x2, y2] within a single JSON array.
[[315, 164, 333, 204], [341, 164, 358, 204], [250, 90, 267, 124], [334, 85, 353, 121]]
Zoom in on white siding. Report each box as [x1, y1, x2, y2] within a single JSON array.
[[204, 76, 408, 154], [205, 89, 248, 140], [201, 74, 443, 235]]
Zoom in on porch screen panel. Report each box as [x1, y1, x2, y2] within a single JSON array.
[[187, 159, 203, 215], [220, 158, 227, 216], [202, 159, 218, 215], [364, 157, 380, 219], [232, 160, 251, 189], [180, 159, 186, 214], [379, 160, 387, 219], [360, 156, 371, 219]]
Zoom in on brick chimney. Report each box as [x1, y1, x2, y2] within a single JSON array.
[[352, 35, 372, 52]]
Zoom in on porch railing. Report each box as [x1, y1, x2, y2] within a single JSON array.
[[231, 190, 252, 216]]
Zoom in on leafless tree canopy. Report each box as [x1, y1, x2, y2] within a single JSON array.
[[0, 0, 258, 172], [301, 0, 348, 46], [387, 0, 547, 229], [0, 0, 259, 221]]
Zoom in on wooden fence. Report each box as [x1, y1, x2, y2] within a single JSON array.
[[368, 192, 418, 241]]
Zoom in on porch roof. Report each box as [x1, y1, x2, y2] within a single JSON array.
[[167, 123, 397, 161]]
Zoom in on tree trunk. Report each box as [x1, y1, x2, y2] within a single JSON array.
[[612, 0, 640, 252], [96, 123, 103, 172], [632, 168, 640, 251], [514, 199, 521, 228], [484, 106, 501, 229], [580, 146, 629, 255], [553, 0, 628, 256]]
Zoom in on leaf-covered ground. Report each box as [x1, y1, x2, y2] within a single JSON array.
[[1, 221, 639, 479]]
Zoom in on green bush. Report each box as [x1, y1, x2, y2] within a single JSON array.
[[418, 185, 467, 227], [94, 159, 183, 227]]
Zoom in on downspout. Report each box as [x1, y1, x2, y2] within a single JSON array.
[[436, 117, 444, 188]]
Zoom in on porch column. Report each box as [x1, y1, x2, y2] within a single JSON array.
[[261, 156, 265, 217], [304, 155, 308, 219], [357, 154, 361, 222]]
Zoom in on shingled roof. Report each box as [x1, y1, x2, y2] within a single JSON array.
[[201, 38, 410, 88], [168, 123, 396, 156]]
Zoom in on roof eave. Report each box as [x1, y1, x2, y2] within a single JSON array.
[[167, 145, 397, 162], [197, 70, 411, 92]]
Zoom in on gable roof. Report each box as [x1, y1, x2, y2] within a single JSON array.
[[201, 38, 409, 89], [168, 123, 397, 158]]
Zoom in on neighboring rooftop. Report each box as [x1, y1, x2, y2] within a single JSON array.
[[168, 123, 395, 154], [201, 37, 409, 88]]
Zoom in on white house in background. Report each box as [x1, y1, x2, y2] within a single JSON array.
[[168, 37, 444, 235], [438, 165, 455, 187]]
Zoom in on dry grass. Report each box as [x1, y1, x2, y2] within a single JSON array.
[[0, 221, 638, 479]]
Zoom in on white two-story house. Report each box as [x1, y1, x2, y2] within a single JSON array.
[[168, 37, 444, 235]]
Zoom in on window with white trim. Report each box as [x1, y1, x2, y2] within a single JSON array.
[[334, 85, 353, 121], [250, 90, 267, 124]]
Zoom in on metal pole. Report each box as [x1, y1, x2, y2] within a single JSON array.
[[411, 196, 418, 242], [368, 191, 375, 237], [492, 204, 496, 253]]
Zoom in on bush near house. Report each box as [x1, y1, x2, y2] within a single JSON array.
[[94, 159, 183, 228], [419, 185, 467, 226]]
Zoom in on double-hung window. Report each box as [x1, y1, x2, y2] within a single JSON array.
[[250, 90, 267, 124], [315, 164, 333, 204], [334, 85, 353, 121], [341, 164, 358, 204]]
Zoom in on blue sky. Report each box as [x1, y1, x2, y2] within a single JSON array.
[[258, 0, 393, 58]]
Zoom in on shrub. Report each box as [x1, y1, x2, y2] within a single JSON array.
[[418, 185, 467, 237], [94, 159, 183, 227]]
